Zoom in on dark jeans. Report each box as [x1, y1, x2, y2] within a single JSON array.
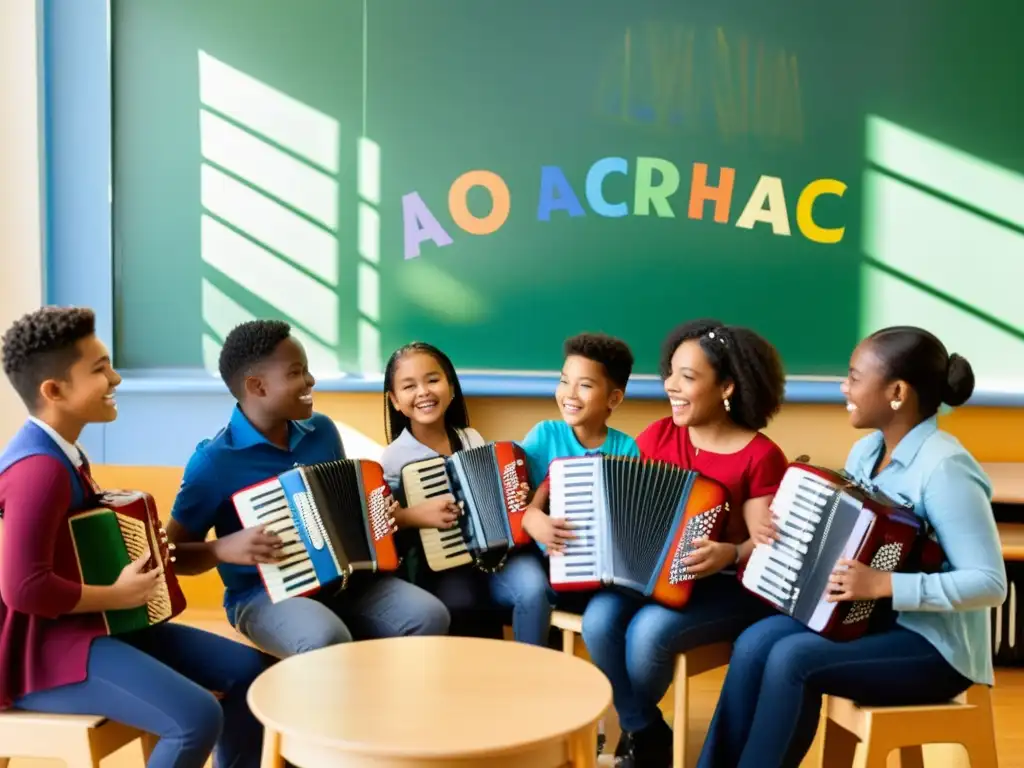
[[696, 614, 973, 768], [429, 548, 553, 646], [581, 573, 772, 732], [15, 622, 267, 768]]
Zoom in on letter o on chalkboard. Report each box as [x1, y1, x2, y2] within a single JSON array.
[[448, 170, 511, 235]]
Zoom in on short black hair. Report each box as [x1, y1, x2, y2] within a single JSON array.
[[218, 319, 293, 399], [383, 342, 470, 444], [659, 318, 785, 431], [1, 306, 97, 411], [563, 332, 634, 391], [866, 326, 974, 418]]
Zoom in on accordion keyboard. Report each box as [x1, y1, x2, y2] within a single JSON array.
[[406, 459, 473, 571], [743, 467, 828, 612], [548, 456, 602, 587], [234, 479, 319, 601]]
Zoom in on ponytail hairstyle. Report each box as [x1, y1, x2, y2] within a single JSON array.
[[659, 318, 786, 431], [382, 342, 470, 444], [865, 326, 974, 418]]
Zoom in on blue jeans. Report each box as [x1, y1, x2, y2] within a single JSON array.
[[229, 573, 450, 658], [15, 623, 265, 768], [430, 549, 553, 646], [696, 614, 972, 768], [581, 574, 772, 732]]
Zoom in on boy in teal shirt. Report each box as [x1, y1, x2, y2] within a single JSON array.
[[520, 332, 639, 551]]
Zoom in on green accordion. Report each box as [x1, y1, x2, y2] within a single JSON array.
[[68, 490, 187, 635]]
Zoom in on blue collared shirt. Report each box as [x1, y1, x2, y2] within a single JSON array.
[[844, 416, 1007, 684], [170, 406, 345, 609]]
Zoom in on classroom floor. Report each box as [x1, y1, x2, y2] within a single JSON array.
[[9, 610, 1024, 768]]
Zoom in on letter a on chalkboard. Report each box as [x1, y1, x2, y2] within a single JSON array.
[[403, 192, 454, 259]]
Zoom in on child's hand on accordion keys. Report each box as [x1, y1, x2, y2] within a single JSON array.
[[827, 559, 893, 602], [682, 538, 739, 577], [521, 507, 574, 554], [401, 494, 461, 530], [111, 549, 164, 609], [212, 526, 287, 565]]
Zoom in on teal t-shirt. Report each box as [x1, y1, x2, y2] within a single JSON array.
[[518, 419, 640, 487]]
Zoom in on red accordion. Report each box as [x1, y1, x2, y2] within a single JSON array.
[[741, 462, 944, 641]]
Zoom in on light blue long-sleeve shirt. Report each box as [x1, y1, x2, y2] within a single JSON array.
[[844, 416, 1007, 684]]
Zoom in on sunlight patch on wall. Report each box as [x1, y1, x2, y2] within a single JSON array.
[[199, 110, 338, 230], [201, 164, 338, 285], [198, 48, 342, 379], [200, 278, 339, 377], [397, 262, 489, 324], [866, 116, 1024, 230], [198, 51, 340, 174], [861, 116, 1024, 390], [357, 136, 382, 375]]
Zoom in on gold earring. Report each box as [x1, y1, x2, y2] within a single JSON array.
[[724, 397, 731, 412], [890, 399, 902, 411]]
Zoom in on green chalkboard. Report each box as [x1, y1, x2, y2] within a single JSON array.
[[112, 0, 1024, 382]]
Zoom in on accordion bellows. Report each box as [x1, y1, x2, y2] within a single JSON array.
[[547, 455, 730, 609], [68, 490, 187, 635]]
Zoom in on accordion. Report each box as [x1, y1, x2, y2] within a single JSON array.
[[68, 490, 187, 635], [742, 462, 943, 641], [400, 441, 531, 572], [233, 459, 400, 603], [547, 455, 729, 609]]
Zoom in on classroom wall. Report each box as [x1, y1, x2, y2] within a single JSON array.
[[92, 392, 1024, 612], [0, 1, 45, 444]]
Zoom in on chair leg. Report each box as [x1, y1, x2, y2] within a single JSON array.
[[561, 629, 575, 655], [672, 655, 688, 768], [959, 730, 1000, 768], [852, 739, 892, 768], [898, 745, 924, 768], [141, 731, 159, 762], [0, 758, 10, 768], [818, 717, 859, 768]]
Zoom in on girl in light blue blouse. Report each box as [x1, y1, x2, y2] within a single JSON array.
[[697, 326, 1008, 768]]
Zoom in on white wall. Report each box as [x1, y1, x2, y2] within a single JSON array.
[[0, 1, 45, 443]]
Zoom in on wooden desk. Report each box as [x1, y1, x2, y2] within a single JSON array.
[[984, 462, 1024, 505], [999, 524, 1024, 561], [247, 636, 611, 768]]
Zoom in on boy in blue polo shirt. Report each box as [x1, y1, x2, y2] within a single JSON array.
[[166, 320, 449, 658], [520, 332, 639, 552]]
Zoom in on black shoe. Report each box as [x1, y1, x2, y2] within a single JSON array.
[[629, 717, 673, 768], [613, 731, 635, 766]]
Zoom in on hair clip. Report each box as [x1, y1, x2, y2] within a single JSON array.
[[706, 330, 727, 345]]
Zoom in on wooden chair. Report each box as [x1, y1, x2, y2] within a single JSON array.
[[550, 610, 733, 768], [818, 684, 999, 768], [0, 710, 155, 767]]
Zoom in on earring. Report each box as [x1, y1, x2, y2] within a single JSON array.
[[890, 399, 902, 411], [723, 397, 731, 412]]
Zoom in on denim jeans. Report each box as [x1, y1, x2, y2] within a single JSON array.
[[696, 614, 972, 768], [429, 548, 553, 646], [229, 573, 450, 658], [581, 573, 772, 732], [15, 623, 266, 768]]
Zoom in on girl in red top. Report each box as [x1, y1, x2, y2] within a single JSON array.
[[580, 319, 789, 768]]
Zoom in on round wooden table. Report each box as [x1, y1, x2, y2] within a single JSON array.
[[248, 636, 612, 767]]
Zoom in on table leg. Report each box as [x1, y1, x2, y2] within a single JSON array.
[[567, 723, 599, 768], [260, 728, 284, 768]]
